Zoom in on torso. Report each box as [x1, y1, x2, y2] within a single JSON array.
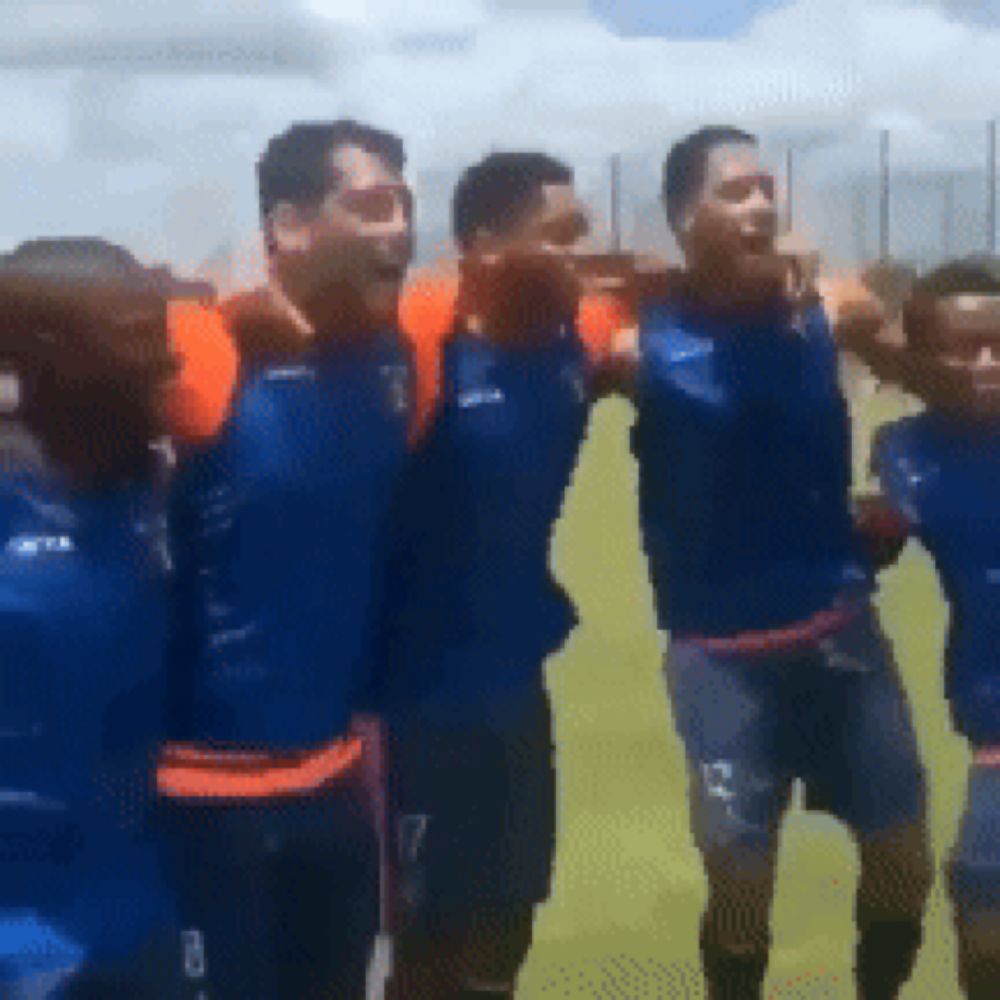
[[168, 331, 412, 748], [633, 297, 869, 637], [377, 327, 594, 712]]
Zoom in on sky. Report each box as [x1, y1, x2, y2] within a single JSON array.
[[1, 0, 1000, 278]]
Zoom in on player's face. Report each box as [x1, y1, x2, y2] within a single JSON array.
[[912, 294, 1000, 413], [683, 143, 779, 285], [467, 183, 590, 328], [924, 296, 1000, 370], [279, 143, 414, 329], [509, 183, 591, 256]]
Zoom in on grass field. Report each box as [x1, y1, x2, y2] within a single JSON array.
[[517, 379, 970, 999]]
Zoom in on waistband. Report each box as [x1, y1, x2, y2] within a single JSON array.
[[156, 734, 363, 802], [676, 602, 862, 657]]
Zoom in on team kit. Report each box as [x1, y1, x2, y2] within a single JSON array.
[[1, 118, 998, 999]]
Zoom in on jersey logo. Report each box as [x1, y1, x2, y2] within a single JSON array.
[[457, 387, 505, 409], [379, 362, 411, 416], [5, 534, 75, 556], [262, 365, 316, 383]]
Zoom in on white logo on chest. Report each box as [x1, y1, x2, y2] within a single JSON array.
[[457, 386, 505, 409], [6, 534, 75, 556], [263, 365, 315, 383], [379, 363, 410, 415]]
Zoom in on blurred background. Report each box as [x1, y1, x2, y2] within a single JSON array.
[[2, 2, 994, 995], [3, 1, 1000, 281]]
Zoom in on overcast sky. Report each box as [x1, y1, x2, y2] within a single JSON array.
[[2, 0, 999, 279]]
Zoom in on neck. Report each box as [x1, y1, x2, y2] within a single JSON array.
[[456, 277, 571, 349], [681, 262, 790, 322], [273, 265, 392, 342]]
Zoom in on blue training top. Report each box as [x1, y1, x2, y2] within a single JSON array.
[[0, 425, 172, 975], [167, 332, 411, 750], [632, 297, 871, 638], [876, 412, 1000, 745], [375, 327, 593, 718]]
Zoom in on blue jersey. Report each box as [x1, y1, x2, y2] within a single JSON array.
[[632, 298, 870, 637], [168, 332, 411, 750], [0, 426, 172, 971], [875, 413, 1000, 745], [376, 329, 593, 716]]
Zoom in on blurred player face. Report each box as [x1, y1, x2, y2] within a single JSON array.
[[507, 182, 590, 256], [273, 143, 414, 331], [682, 142, 782, 297], [464, 182, 590, 335], [917, 296, 1000, 369], [908, 294, 1000, 412]]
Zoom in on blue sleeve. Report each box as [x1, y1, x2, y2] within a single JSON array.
[[951, 677, 1000, 747], [872, 421, 923, 528]]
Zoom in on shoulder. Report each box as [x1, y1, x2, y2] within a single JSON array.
[[638, 297, 714, 362], [163, 300, 239, 444], [872, 415, 936, 520], [576, 292, 632, 366], [398, 268, 459, 346], [873, 414, 929, 466], [799, 301, 837, 353], [398, 267, 460, 445]]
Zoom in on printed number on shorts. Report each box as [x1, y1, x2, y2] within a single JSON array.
[[181, 928, 206, 980], [398, 814, 430, 863]]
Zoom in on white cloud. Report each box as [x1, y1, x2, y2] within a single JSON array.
[[0, 0, 341, 74], [1, 0, 999, 271]]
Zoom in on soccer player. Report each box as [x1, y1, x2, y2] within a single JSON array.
[[156, 120, 414, 999], [378, 152, 617, 1000], [0, 236, 229, 997], [850, 258, 1000, 999], [625, 126, 931, 999]]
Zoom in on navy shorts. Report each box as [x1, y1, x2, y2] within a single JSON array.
[[949, 763, 1000, 916], [163, 791, 379, 1000], [665, 605, 926, 862], [389, 684, 556, 920]]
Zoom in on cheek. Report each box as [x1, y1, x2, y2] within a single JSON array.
[[690, 210, 740, 252]]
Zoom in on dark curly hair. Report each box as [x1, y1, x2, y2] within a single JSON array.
[[0, 237, 178, 485]]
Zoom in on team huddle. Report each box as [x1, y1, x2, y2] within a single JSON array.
[[1, 115, 998, 999]]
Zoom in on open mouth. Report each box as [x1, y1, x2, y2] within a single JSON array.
[[741, 233, 774, 256], [371, 261, 406, 284]]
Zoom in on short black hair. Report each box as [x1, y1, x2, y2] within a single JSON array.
[[913, 257, 1000, 298], [662, 126, 757, 237], [452, 151, 573, 251], [256, 119, 406, 244], [6, 236, 153, 288]]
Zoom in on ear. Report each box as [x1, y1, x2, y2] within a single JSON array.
[[673, 204, 695, 252], [0, 371, 21, 415], [470, 227, 502, 259], [269, 201, 313, 255]]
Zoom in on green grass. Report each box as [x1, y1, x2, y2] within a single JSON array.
[[518, 383, 970, 999]]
